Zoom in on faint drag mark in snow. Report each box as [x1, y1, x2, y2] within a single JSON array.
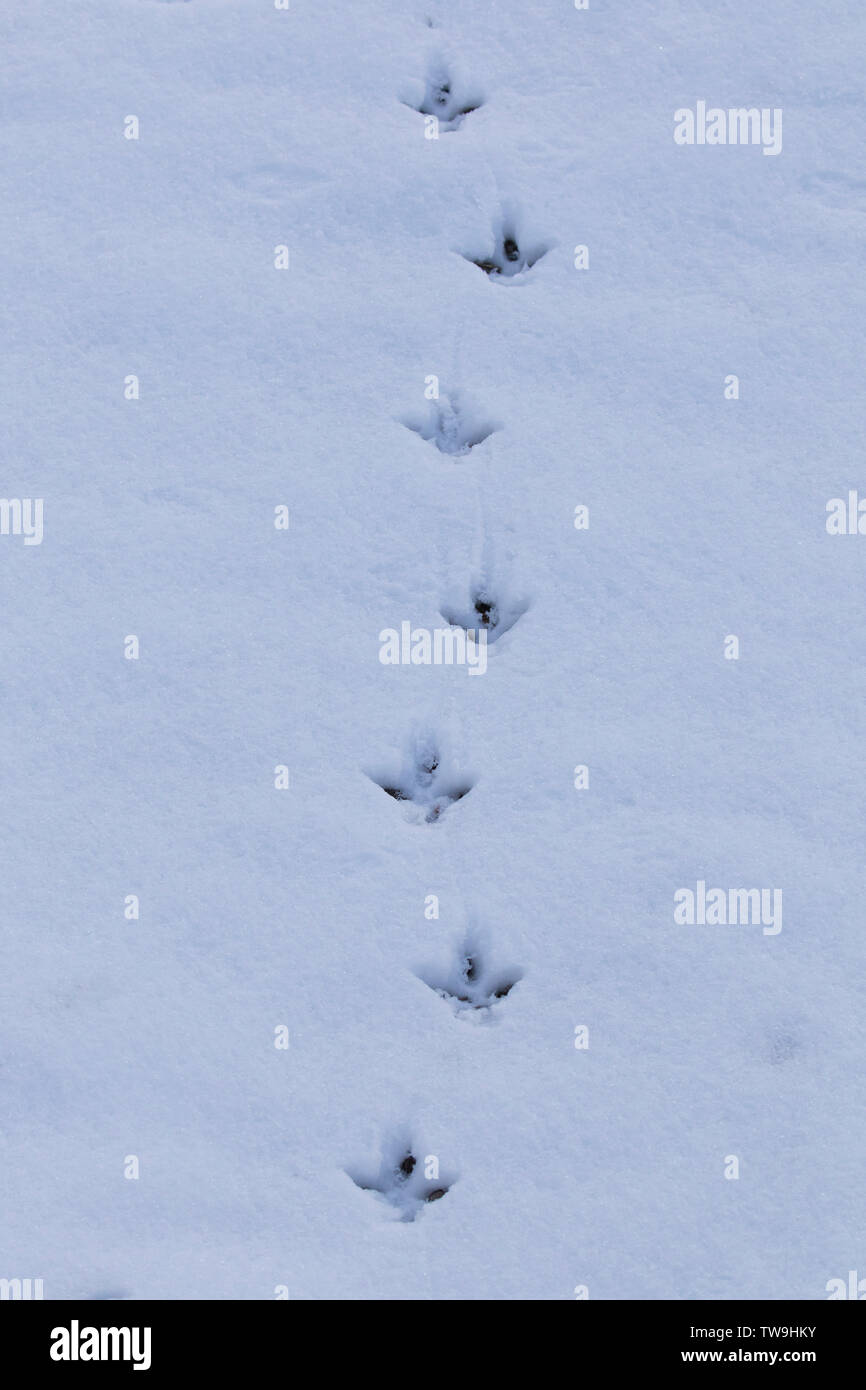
[[399, 388, 500, 457], [347, 1137, 456, 1222], [399, 57, 485, 132], [801, 172, 866, 211], [365, 729, 474, 824], [417, 937, 522, 1022], [458, 206, 552, 281], [227, 163, 329, 204]]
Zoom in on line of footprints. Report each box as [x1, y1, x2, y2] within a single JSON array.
[[350, 37, 538, 1222]]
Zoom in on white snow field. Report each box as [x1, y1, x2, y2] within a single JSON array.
[[1, 0, 865, 1301]]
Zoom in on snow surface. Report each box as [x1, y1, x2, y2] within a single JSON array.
[[1, 0, 865, 1300]]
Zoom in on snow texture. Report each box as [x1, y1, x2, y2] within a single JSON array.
[[1, 0, 865, 1300]]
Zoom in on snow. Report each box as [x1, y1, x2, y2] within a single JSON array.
[[1, 0, 865, 1300]]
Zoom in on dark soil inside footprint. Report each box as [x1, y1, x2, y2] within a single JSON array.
[[440, 583, 529, 645], [422, 81, 477, 120], [404, 64, 484, 128], [348, 1143, 454, 1220], [418, 943, 522, 1016], [474, 596, 498, 629], [464, 232, 550, 280]]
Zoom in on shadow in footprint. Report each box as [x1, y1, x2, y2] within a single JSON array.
[[347, 1137, 456, 1222], [399, 389, 500, 457], [440, 579, 529, 645], [400, 58, 484, 131], [765, 1016, 807, 1066], [459, 209, 551, 281], [418, 938, 522, 1020], [366, 730, 474, 824]]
